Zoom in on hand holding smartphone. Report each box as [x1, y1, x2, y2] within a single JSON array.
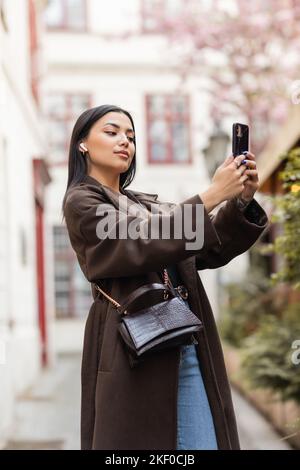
[[232, 123, 249, 157]]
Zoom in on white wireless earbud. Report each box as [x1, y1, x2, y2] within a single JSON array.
[[79, 143, 88, 153]]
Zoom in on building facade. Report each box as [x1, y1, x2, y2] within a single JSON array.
[[42, 0, 221, 349], [0, 0, 52, 445]]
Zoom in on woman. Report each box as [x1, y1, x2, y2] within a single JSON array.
[[63, 104, 268, 450]]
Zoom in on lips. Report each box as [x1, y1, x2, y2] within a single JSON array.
[[115, 151, 129, 159]]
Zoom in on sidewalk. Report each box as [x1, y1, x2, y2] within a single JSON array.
[[231, 388, 291, 450], [4, 353, 81, 450], [4, 354, 292, 450]]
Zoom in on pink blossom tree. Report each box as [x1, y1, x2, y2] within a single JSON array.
[[140, 0, 300, 153]]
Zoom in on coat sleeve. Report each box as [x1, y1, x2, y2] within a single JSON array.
[[64, 190, 222, 280], [195, 197, 268, 270]]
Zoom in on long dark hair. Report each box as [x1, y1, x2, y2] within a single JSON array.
[[61, 104, 137, 220]]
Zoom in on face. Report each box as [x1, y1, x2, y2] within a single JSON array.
[[82, 111, 135, 175]]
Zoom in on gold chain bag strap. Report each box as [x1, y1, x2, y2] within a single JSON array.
[[93, 269, 203, 368]]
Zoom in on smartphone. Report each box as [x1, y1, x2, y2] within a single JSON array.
[[232, 123, 249, 157]]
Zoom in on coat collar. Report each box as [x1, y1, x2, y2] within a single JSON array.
[[81, 175, 159, 207]]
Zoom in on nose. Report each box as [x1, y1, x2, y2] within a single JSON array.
[[118, 134, 130, 146]]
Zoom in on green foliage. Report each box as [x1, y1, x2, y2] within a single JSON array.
[[269, 148, 300, 289], [219, 269, 285, 347], [240, 304, 300, 404], [220, 148, 300, 401]]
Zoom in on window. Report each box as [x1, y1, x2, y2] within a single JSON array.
[[53, 225, 93, 318], [141, 0, 186, 33], [146, 94, 191, 164], [44, 0, 86, 31], [43, 93, 90, 164]]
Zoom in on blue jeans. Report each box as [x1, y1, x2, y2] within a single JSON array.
[[177, 341, 218, 450]]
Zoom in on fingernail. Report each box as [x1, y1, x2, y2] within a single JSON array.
[[242, 159, 247, 164], [242, 151, 248, 155]]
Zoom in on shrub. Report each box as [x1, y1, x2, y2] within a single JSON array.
[[219, 269, 285, 347], [240, 304, 300, 404], [269, 147, 300, 289]]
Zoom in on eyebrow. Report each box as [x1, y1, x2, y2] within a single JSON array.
[[103, 122, 135, 134]]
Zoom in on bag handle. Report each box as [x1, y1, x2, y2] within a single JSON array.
[[117, 283, 175, 315], [93, 268, 174, 313]]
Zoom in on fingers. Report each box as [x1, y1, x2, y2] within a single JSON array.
[[240, 174, 249, 184], [221, 154, 234, 167], [242, 151, 255, 161], [231, 155, 245, 168], [244, 169, 258, 179], [222, 153, 256, 170], [236, 162, 249, 176], [242, 160, 256, 168]]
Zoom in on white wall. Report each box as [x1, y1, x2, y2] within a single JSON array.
[[0, 0, 51, 445]]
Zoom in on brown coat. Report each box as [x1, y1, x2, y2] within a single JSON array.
[[64, 174, 268, 450]]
